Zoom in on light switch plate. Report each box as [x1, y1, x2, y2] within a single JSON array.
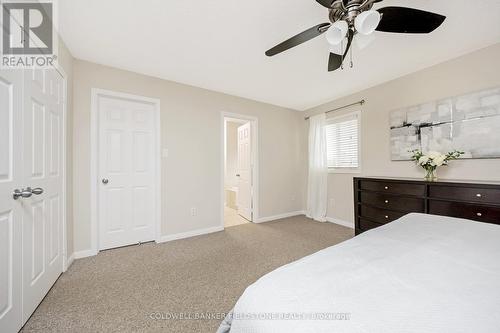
[[162, 149, 169, 158]]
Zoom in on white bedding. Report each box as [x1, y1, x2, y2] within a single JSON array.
[[225, 213, 500, 333]]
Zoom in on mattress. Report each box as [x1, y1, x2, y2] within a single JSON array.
[[219, 213, 500, 333]]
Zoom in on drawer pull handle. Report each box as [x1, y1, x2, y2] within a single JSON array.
[[476, 212, 483, 217], [384, 215, 389, 219], [384, 186, 389, 190], [476, 193, 482, 198], [384, 200, 389, 204]]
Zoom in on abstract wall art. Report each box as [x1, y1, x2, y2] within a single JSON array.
[[390, 87, 500, 161]]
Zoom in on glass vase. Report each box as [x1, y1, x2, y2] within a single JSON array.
[[424, 167, 438, 182]]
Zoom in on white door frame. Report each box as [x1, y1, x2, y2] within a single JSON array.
[[53, 63, 70, 272], [90, 89, 161, 254], [220, 112, 259, 227]]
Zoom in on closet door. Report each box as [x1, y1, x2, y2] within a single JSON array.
[[0, 66, 64, 333], [21, 68, 64, 324], [0, 70, 24, 332]]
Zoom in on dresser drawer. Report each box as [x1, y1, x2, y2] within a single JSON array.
[[358, 218, 384, 232], [359, 180, 425, 196], [360, 192, 425, 212], [359, 205, 408, 224], [428, 200, 500, 225], [429, 185, 500, 205]]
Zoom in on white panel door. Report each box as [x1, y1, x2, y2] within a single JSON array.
[[236, 123, 252, 221], [0, 70, 23, 333], [21, 68, 64, 324], [98, 96, 156, 250]]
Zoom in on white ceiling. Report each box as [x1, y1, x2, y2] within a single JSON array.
[[59, 0, 500, 111]]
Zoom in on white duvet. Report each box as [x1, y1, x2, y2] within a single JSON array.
[[226, 213, 500, 333]]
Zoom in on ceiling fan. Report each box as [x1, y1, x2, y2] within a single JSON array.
[[265, 0, 446, 72]]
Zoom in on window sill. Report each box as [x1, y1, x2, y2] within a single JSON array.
[[328, 168, 361, 174]]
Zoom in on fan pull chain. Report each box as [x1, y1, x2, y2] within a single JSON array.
[[340, 39, 344, 70], [350, 43, 353, 68]]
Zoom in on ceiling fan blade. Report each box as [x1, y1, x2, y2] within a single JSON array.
[[265, 23, 330, 57], [316, 0, 336, 8], [328, 53, 342, 72], [376, 7, 446, 34], [359, 0, 384, 11], [328, 29, 354, 72]]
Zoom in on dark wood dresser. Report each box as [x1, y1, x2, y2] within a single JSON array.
[[354, 177, 500, 235]]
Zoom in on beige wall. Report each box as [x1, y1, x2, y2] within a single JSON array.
[[72, 60, 305, 253], [304, 43, 500, 227], [57, 38, 74, 257]]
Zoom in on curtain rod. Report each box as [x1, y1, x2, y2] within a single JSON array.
[[304, 99, 365, 120]]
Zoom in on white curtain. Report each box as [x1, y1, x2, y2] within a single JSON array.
[[306, 113, 328, 222]]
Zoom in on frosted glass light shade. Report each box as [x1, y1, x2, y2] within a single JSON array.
[[355, 10, 381, 35], [329, 39, 346, 55], [326, 20, 348, 45], [354, 33, 376, 50]]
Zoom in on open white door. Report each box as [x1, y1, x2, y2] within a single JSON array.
[[236, 123, 252, 221], [0, 70, 24, 333], [97, 94, 157, 250]]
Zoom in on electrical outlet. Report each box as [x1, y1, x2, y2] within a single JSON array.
[[190, 207, 197, 216], [329, 198, 335, 207], [291, 195, 296, 201]]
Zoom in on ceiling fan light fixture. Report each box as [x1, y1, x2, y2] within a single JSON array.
[[326, 20, 348, 45], [329, 41, 344, 55], [265, 2, 447, 73], [354, 10, 381, 35], [354, 33, 376, 50]]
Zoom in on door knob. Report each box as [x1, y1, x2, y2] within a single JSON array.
[[12, 188, 34, 200], [31, 187, 44, 195], [102, 178, 109, 185]]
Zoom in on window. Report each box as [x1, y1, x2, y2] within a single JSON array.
[[325, 111, 360, 173]]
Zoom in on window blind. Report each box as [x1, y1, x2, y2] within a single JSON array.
[[325, 112, 359, 169]]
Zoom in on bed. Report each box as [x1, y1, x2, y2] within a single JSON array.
[[218, 213, 500, 333]]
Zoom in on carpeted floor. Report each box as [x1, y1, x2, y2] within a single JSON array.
[[21, 215, 353, 333]]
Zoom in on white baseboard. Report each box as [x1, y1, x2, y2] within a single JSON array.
[[70, 226, 225, 259], [73, 249, 98, 259], [255, 210, 306, 223], [157, 226, 225, 243], [64, 253, 75, 271], [326, 217, 354, 229]]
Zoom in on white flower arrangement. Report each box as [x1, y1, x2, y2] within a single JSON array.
[[410, 149, 464, 181]]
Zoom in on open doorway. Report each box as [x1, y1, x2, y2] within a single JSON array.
[[222, 114, 258, 228]]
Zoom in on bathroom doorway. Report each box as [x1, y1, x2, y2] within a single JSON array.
[[222, 114, 258, 228]]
